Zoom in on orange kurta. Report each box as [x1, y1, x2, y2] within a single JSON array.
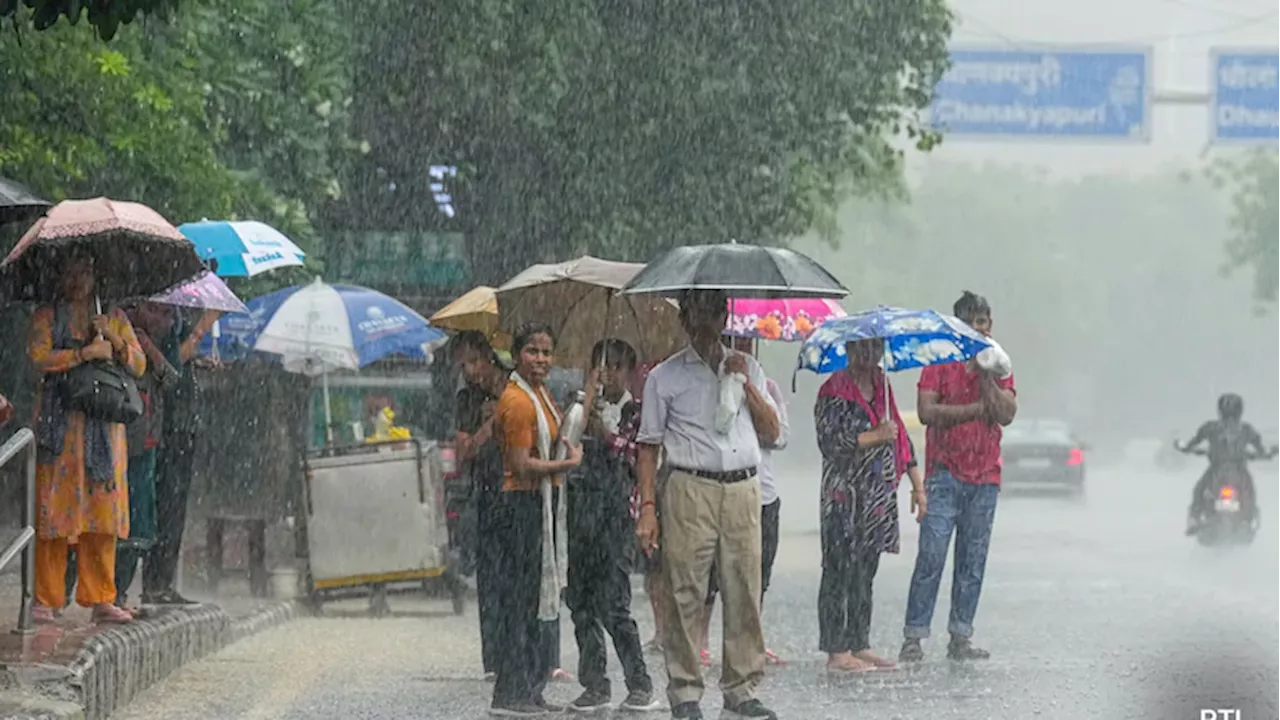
[[495, 379, 562, 493], [28, 305, 145, 541]]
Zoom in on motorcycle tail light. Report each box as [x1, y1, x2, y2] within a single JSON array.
[[1220, 486, 1235, 499], [1066, 448, 1084, 466]]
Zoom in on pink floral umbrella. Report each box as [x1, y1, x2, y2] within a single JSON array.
[[150, 270, 248, 313], [1, 197, 203, 301], [724, 297, 846, 342]]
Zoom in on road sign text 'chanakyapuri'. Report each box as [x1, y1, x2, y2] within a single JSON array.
[[929, 47, 1151, 141], [1211, 48, 1279, 144]]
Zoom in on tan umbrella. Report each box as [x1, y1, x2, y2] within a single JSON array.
[[497, 255, 683, 369], [1, 197, 204, 301], [428, 285, 510, 350]]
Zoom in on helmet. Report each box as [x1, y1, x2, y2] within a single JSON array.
[[1217, 393, 1244, 421]]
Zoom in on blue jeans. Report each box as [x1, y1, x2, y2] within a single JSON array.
[[903, 469, 999, 640]]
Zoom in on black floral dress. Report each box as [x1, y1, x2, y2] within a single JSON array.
[[815, 394, 917, 556]]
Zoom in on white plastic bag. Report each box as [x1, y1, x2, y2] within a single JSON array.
[[976, 337, 1013, 379], [715, 372, 747, 434]]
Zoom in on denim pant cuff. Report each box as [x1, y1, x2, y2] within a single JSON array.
[[947, 622, 974, 639], [903, 625, 931, 640]]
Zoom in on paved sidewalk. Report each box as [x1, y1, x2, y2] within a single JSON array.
[[0, 568, 303, 720]]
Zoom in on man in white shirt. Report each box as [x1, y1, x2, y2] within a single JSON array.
[[699, 337, 788, 667], [635, 290, 780, 720]]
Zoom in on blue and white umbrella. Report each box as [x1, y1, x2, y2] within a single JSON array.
[[178, 220, 307, 277], [199, 278, 446, 369], [211, 278, 446, 444], [196, 284, 301, 362], [796, 306, 991, 376], [253, 278, 446, 373]]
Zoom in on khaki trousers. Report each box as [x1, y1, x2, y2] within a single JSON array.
[[660, 470, 764, 707]]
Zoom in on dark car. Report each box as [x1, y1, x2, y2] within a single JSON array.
[[1001, 418, 1087, 499]]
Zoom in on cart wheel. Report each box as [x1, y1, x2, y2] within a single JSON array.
[[302, 569, 324, 615], [451, 584, 465, 616], [305, 589, 324, 615], [370, 583, 391, 617]]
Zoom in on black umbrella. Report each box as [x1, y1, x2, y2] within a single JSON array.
[[621, 242, 848, 299], [0, 176, 51, 225]]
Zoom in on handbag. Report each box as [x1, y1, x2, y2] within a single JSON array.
[[54, 305, 143, 425], [64, 359, 144, 425]]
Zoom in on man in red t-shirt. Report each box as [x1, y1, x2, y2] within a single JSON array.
[[900, 291, 1017, 663]]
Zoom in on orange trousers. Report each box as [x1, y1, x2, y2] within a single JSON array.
[[35, 534, 117, 608]]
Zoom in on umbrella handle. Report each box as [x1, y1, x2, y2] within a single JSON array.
[[93, 295, 105, 340]]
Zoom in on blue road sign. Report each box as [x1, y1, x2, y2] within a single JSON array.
[[929, 47, 1150, 140], [1211, 49, 1279, 143]]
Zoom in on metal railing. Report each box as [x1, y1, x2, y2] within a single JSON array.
[[0, 428, 36, 635]]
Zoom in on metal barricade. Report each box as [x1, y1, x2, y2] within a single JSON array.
[[0, 428, 36, 635]]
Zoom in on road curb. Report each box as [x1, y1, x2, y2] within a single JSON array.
[[4, 600, 306, 720]]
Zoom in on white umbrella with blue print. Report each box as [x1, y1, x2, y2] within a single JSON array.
[[178, 219, 308, 359], [178, 220, 307, 277], [793, 306, 993, 394], [243, 277, 447, 444]]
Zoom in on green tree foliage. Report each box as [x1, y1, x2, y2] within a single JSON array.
[[1, 0, 177, 41], [1205, 149, 1278, 307], [0, 1, 358, 296], [338, 0, 953, 285]]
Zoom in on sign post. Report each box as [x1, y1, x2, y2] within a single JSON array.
[[928, 46, 1152, 141], [1210, 48, 1279, 144]]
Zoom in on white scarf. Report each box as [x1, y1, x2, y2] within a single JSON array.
[[510, 371, 569, 621]]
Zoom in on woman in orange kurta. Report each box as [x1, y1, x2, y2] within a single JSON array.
[[28, 257, 145, 625]]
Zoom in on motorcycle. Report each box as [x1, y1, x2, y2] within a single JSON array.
[[1175, 442, 1276, 547]]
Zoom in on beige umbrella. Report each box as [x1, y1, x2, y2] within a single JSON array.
[[496, 255, 683, 369], [429, 285, 510, 350]]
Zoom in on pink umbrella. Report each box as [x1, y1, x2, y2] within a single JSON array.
[[0, 197, 203, 301], [150, 270, 248, 313], [724, 297, 846, 342]]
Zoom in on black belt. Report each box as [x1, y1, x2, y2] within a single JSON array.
[[671, 466, 756, 484]]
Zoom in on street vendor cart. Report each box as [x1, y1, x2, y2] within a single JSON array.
[[301, 438, 462, 615], [297, 366, 465, 615]]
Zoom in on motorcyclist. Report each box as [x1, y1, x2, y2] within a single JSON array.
[[1175, 393, 1276, 534]]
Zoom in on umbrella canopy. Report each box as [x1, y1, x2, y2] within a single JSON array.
[[725, 297, 846, 342], [149, 270, 248, 313], [622, 242, 848, 299], [0, 197, 204, 301], [0, 176, 51, 225], [796, 306, 991, 375], [178, 220, 306, 277], [196, 283, 296, 362], [429, 285, 510, 351], [496, 255, 683, 369], [251, 277, 446, 375]]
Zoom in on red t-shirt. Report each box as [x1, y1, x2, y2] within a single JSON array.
[[918, 363, 1016, 486]]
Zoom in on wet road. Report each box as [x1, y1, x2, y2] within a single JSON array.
[[116, 461, 1279, 720]]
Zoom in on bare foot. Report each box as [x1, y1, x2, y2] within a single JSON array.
[[550, 668, 574, 682], [827, 652, 874, 673], [854, 649, 898, 669]]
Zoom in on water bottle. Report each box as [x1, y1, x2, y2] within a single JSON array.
[[552, 389, 586, 461], [557, 391, 587, 459]]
